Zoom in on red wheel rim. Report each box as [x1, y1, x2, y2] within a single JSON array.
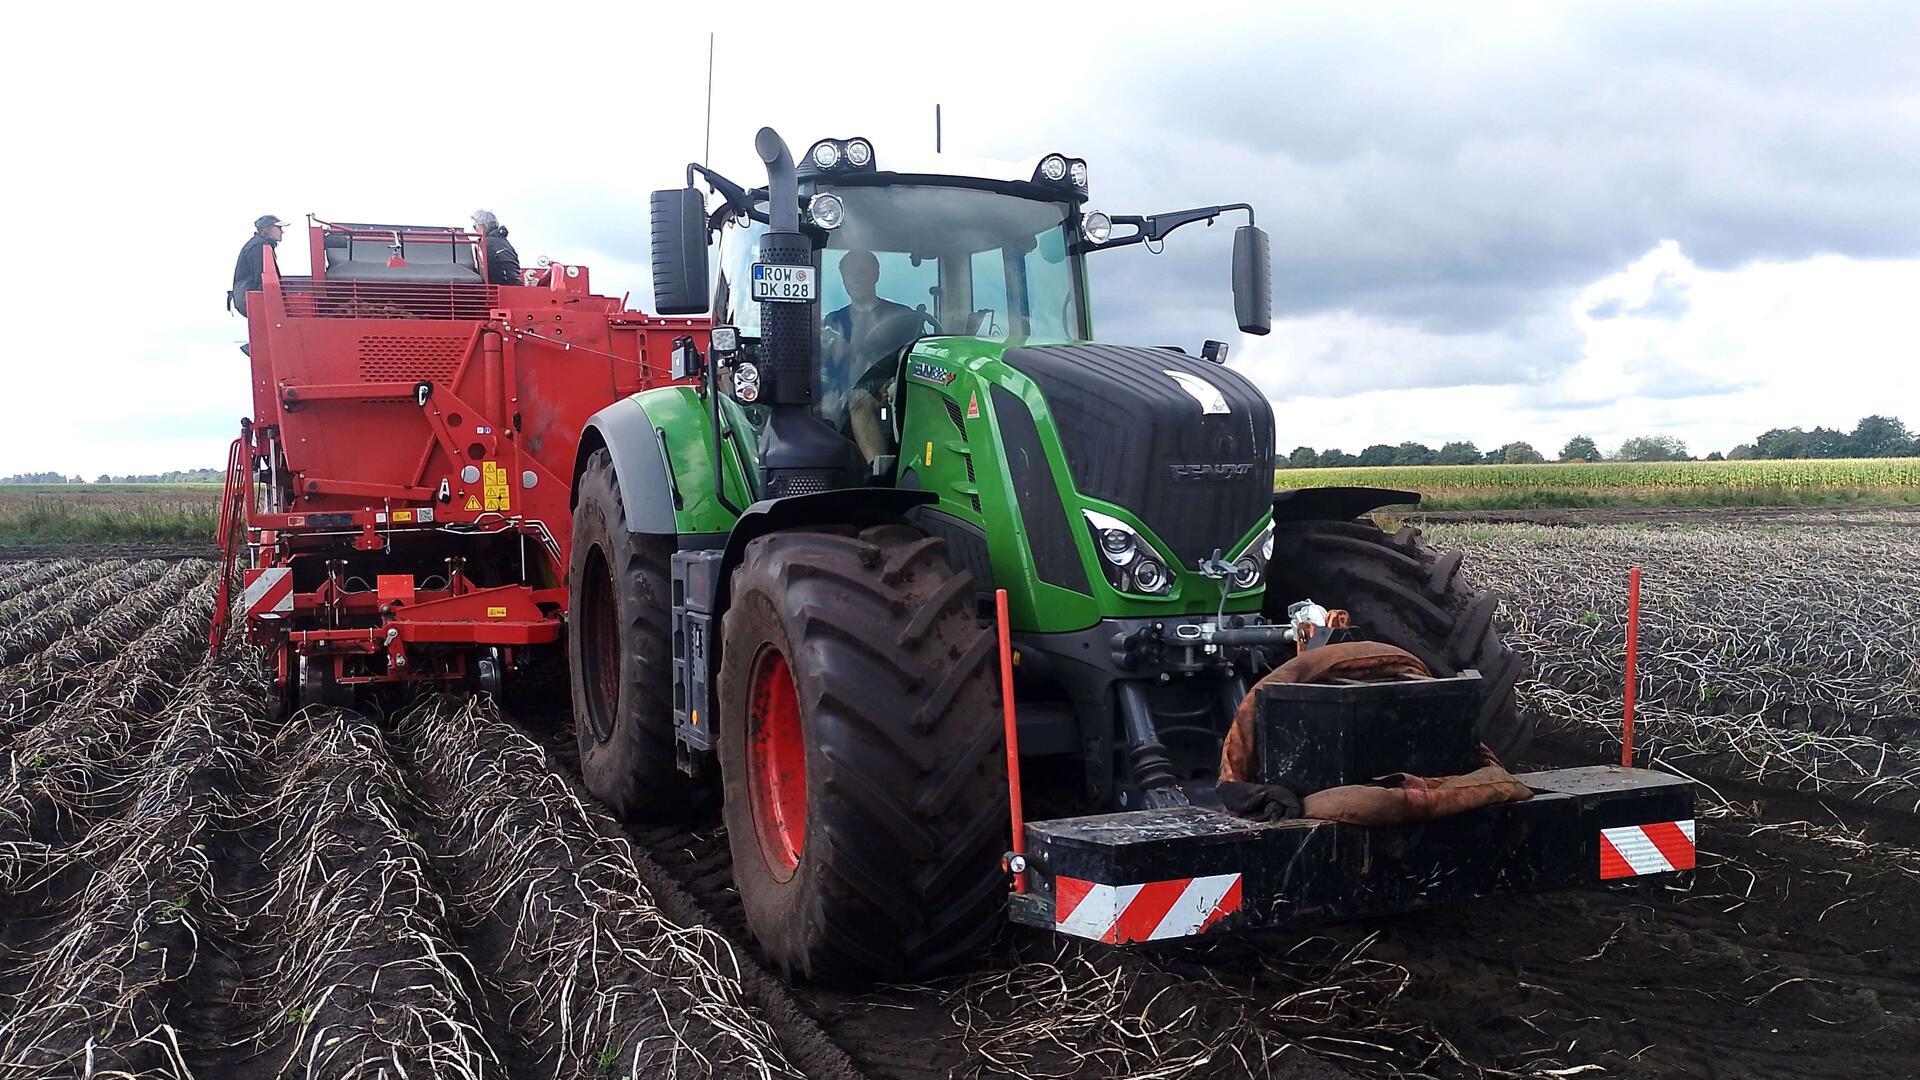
[[746, 647, 807, 881]]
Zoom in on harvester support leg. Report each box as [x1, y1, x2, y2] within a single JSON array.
[[1117, 680, 1188, 808]]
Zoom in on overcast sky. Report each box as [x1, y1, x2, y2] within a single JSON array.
[[4, 2, 1917, 475]]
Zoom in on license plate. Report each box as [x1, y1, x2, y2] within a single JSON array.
[[751, 263, 816, 303]]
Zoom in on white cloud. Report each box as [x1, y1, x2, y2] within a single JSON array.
[[2, 3, 1916, 474], [1248, 242, 1920, 457]]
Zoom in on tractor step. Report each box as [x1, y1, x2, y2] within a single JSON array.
[[1007, 766, 1694, 943]]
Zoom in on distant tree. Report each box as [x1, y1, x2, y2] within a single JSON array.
[[1316, 448, 1356, 468], [1357, 444, 1397, 467], [1726, 443, 1756, 460], [1559, 435, 1602, 463], [1286, 446, 1319, 469], [1436, 440, 1482, 465], [1616, 435, 1689, 462], [1848, 415, 1912, 457], [1804, 426, 1850, 458], [1705, 451, 1725, 461], [1482, 449, 1504, 464], [96, 474, 111, 484], [1752, 427, 1808, 459], [1499, 441, 1546, 465], [1392, 441, 1437, 466]]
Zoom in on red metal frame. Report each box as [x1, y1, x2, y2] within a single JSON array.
[[216, 216, 705, 698]]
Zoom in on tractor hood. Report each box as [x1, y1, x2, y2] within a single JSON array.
[[995, 343, 1275, 567]]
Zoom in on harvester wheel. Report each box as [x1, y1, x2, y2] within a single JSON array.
[[568, 449, 693, 821], [1267, 519, 1533, 761], [718, 523, 1006, 982]]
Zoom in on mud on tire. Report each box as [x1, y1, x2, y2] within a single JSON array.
[[1266, 518, 1532, 761], [568, 448, 694, 821], [718, 523, 1007, 983]]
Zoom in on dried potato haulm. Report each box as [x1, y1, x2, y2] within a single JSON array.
[[1427, 522, 1920, 806], [393, 695, 797, 1080], [0, 659, 262, 1077], [243, 708, 496, 1079]]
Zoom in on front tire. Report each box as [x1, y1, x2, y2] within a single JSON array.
[[568, 448, 692, 821], [1267, 518, 1532, 761], [718, 524, 1006, 982]]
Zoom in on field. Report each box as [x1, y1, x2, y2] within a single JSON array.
[[2, 521, 1919, 1078], [0, 485, 220, 546], [1281, 457, 1920, 510]]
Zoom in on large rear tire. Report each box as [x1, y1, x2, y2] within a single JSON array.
[[1266, 518, 1532, 761], [718, 523, 1007, 983], [568, 448, 693, 821]]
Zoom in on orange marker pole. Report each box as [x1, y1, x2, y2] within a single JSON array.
[[995, 588, 1027, 894], [1622, 566, 1641, 767]]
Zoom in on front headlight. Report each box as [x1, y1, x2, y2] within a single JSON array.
[[1083, 510, 1171, 596], [1081, 211, 1113, 245], [1227, 521, 1275, 592]]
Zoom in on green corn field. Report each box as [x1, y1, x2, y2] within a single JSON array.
[[1278, 458, 1920, 510]]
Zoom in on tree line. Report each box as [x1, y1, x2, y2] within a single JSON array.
[[1281, 415, 1915, 468], [1, 469, 225, 484]]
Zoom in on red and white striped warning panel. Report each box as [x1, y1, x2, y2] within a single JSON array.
[[1053, 872, 1243, 943], [1599, 819, 1696, 879], [242, 567, 294, 620]]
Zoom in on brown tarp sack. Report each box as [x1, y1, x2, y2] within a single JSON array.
[[1300, 759, 1533, 825], [1217, 641, 1432, 784]]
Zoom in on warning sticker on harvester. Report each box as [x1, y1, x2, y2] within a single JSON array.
[[465, 494, 481, 511], [486, 606, 508, 618], [482, 461, 510, 512]]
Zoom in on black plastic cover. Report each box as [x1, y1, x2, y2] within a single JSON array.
[[1002, 344, 1274, 566], [992, 384, 1091, 595]]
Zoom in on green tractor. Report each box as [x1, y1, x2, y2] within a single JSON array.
[[564, 128, 1690, 982]]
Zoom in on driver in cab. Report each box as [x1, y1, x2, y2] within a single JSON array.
[[823, 250, 921, 462]]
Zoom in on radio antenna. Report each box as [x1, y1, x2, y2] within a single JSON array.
[[935, 103, 942, 153], [703, 33, 716, 167]]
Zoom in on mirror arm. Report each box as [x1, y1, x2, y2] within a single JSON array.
[[1097, 203, 1256, 251], [686, 163, 768, 226]]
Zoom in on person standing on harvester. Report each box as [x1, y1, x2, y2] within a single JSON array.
[[472, 210, 521, 285], [228, 215, 285, 319]]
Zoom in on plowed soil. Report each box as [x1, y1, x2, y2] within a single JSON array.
[[3, 554, 1918, 1079]]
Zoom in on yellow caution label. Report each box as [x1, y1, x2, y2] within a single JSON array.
[[465, 494, 482, 511], [482, 461, 511, 512], [392, 510, 413, 522], [486, 606, 508, 618], [924, 441, 934, 467]]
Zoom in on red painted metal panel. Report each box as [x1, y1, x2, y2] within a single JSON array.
[[230, 215, 708, 693]]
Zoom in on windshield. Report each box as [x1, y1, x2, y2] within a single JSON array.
[[715, 184, 1089, 440]]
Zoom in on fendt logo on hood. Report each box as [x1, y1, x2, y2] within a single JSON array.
[[1169, 463, 1254, 482]]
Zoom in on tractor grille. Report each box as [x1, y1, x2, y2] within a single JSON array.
[[1002, 344, 1274, 567]]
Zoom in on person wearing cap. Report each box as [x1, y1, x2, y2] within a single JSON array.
[[228, 215, 286, 319], [471, 210, 521, 285]]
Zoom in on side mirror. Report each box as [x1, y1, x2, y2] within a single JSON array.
[[1232, 225, 1272, 336], [650, 187, 710, 315]]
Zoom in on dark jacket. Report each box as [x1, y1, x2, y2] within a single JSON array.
[[482, 226, 520, 285], [228, 233, 277, 317]]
